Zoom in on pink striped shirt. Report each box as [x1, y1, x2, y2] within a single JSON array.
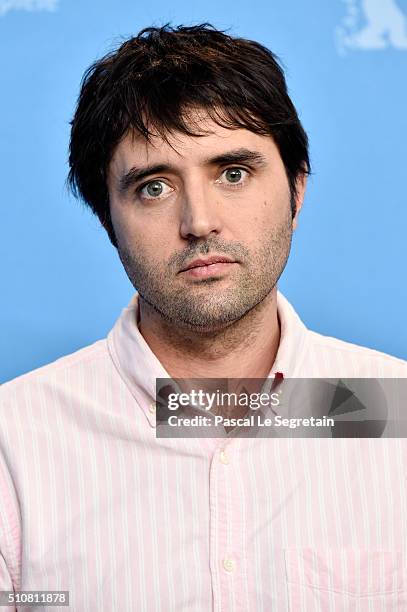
[[1, 290, 406, 611]]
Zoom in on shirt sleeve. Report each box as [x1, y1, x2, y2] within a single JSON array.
[[0, 549, 13, 587], [0, 439, 21, 594], [0, 551, 16, 611]]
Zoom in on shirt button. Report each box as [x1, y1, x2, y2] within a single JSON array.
[[219, 449, 229, 465], [222, 558, 235, 573], [149, 402, 156, 413]]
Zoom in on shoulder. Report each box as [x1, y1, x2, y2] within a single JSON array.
[[0, 339, 110, 404], [305, 329, 407, 377], [0, 341, 112, 591]]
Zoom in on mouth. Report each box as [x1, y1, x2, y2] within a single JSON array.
[[179, 256, 238, 279]]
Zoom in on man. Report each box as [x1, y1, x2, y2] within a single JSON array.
[[1, 23, 406, 611]]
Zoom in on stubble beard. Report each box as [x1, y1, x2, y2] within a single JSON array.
[[116, 212, 293, 332]]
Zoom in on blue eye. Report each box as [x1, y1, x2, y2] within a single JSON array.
[[219, 167, 249, 186], [224, 168, 243, 183], [139, 180, 173, 200], [146, 181, 163, 197]]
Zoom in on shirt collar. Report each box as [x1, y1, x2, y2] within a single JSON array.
[[107, 289, 309, 427]]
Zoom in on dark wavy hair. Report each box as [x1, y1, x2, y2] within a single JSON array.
[[68, 23, 310, 248]]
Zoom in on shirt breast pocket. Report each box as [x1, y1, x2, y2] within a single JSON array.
[[284, 548, 407, 611]]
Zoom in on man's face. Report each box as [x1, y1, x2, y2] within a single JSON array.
[[107, 111, 305, 332]]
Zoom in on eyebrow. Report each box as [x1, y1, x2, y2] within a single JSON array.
[[116, 147, 268, 195]]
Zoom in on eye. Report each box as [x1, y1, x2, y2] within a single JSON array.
[[218, 167, 249, 187], [138, 179, 173, 200]]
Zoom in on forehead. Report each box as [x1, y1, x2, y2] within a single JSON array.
[[109, 113, 281, 173]]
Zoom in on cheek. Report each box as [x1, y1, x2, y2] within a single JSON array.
[[260, 187, 292, 221], [111, 204, 148, 245], [114, 211, 178, 266]]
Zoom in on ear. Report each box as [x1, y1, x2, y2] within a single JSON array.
[[292, 172, 307, 231]]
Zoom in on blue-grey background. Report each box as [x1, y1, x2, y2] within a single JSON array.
[[1, 0, 406, 383]]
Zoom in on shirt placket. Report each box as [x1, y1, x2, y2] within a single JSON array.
[[209, 439, 249, 612]]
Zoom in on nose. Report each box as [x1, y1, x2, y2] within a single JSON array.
[[179, 179, 223, 240]]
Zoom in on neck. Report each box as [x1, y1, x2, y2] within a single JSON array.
[[137, 287, 281, 380]]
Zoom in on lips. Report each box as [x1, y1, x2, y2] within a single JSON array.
[[180, 255, 235, 272]]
